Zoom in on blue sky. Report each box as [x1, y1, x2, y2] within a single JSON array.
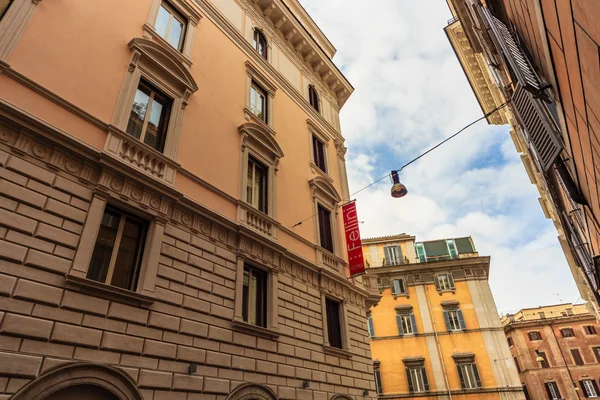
[[300, 0, 581, 313]]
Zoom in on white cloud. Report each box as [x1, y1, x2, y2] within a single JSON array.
[[301, 0, 580, 312]]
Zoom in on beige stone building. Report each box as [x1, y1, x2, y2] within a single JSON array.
[[0, 0, 380, 399]]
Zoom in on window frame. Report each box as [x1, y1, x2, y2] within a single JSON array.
[[391, 278, 407, 296], [561, 327, 575, 338], [406, 365, 429, 393], [374, 363, 383, 394], [245, 62, 276, 128], [144, 0, 201, 65], [456, 362, 482, 389], [312, 135, 327, 173], [570, 348, 584, 366], [507, 337, 514, 347], [396, 312, 418, 336], [253, 28, 268, 60], [537, 351, 550, 368], [513, 356, 521, 373], [584, 325, 597, 335], [436, 272, 455, 291], [233, 258, 279, 338], [154, 1, 187, 51], [367, 315, 375, 338], [384, 245, 404, 266], [249, 81, 268, 123], [241, 263, 268, 328], [307, 120, 331, 179], [581, 379, 599, 398], [309, 177, 342, 262], [308, 84, 320, 113], [545, 382, 561, 400], [593, 346, 600, 363], [528, 331, 542, 341], [444, 309, 466, 331], [321, 293, 351, 355], [246, 155, 269, 214]]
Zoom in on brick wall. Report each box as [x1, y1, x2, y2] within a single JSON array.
[[0, 123, 375, 399]]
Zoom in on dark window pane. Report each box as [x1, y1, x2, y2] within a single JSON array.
[[242, 268, 249, 323], [455, 237, 474, 253], [254, 30, 267, 59], [309, 85, 320, 112], [571, 349, 584, 365], [126, 86, 151, 140], [87, 208, 121, 283], [242, 265, 267, 327], [313, 136, 326, 172], [247, 156, 268, 213], [110, 216, 147, 290], [318, 205, 333, 252], [126, 80, 171, 152], [326, 298, 342, 348]]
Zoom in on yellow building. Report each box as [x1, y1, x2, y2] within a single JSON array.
[[363, 234, 524, 399]]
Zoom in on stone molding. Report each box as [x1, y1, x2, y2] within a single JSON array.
[[12, 362, 143, 400], [0, 0, 41, 62], [225, 383, 277, 400]]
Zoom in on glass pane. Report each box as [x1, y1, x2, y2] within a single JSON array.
[[242, 268, 249, 322], [110, 217, 146, 290], [126, 88, 151, 139], [87, 208, 121, 284], [167, 17, 184, 49], [247, 160, 254, 205], [143, 98, 163, 149], [155, 5, 171, 38]]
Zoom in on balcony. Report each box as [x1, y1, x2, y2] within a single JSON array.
[[238, 202, 279, 240]]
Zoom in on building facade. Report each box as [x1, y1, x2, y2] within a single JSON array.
[[503, 303, 600, 399], [444, 0, 600, 317], [362, 234, 524, 399], [0, 0, 380, 399]]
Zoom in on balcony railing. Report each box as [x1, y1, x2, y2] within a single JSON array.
[[238, 202, 279, 239]]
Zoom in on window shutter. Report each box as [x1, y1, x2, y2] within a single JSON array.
[[393, 279, 401, 295], [422, 368, 430, 391], [581, 381, 589, 398], [456, 365, 466, 389], [443, 311, 451, 331], [545, 383, 553, 399], [399, 279, 406, 293], [472, 364, 482, 388], [457, 310, 467, 330], [367, 317, 375, 338], [448, 273, 455, 289], [410, 314, 418, 334], [406, 368, 414, 393], [397, 314, 404, 335], [593, 380, 600, 396], [435, 276, 441, 291]]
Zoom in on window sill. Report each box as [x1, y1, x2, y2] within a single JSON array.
[[437, 289, 456, 295], [309, 162, 333, 182], [143, 23, 193, 67], [232, 319, 279, 340], [393, 293, 410, 299], [323, 345, 353, 359], [243, 107, 276, 136], [65, 274, 155, 308]]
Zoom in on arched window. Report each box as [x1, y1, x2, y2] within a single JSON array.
[[308, 85, 320, 112], [253, 29, 268, 59]]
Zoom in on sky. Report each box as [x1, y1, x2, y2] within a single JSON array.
[[299, 0, 582, 314]]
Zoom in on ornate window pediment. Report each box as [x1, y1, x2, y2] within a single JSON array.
[[238, 122, 284, 166], [309, 176, 341, 205], [128, 38, 198, 94]]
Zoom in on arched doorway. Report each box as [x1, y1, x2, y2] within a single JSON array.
[[45, 385, 119, 400], [12, 363, 143, 400], [225, 383, 278, 400]]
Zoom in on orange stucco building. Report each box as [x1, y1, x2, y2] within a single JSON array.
[[445, 0, 600, 317], [503, 304, 600, 399], [0, 0, 380, 399], [362, 235, 524, 400]]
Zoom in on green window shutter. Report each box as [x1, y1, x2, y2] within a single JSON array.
[[391, 279, 397, 295], [424, 240, 450, 257], [435, 276, 442, 291], [448, 273, 455, 289], [443, 311, 451, 331], [457, 310, 467, 330], [473, 364, 482, 388], [410, 314, 418, 334], [406, 368, 414, 393], [367, 317, 375, 338], [396, 314, 404, 335], [455, 237, 474, 254]]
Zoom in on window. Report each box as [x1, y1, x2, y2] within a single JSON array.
[[545, 382, 561, 399], [523, 385, 531, 400], [415, 242, 426, 262], [317, 204, 334, 253], [246, 156, 268, 213], [436, 273, 455, 291], [87, 206, 148, 291], [507, 337, 514, 347], [561, 328, 575, 337], [374, 364, 383, 394], [396, 313, 418, 335], [0, 0, 12, 21], [457, 363, 481, 389], [253, 29, 268, 59], [513, 356, 521, 373], [444, 309, 466, 331], [367, 316, 375, 338], [537, 351, 550, 368], [447, 239, 457, 258], [384, 245, 403, 266], [242, 264, 267, 327], [528, 331, 542, 341], [581, 379, 599, 397], [585, 325, 597, 335], [126, 79, 172, 152], [155, 1, 186, 50], [325, 298, 343, 349], [593, 347, 600, 363], [308, 85, 320, 112], [250, 82, 268, 122], [406, 366, 429, 392], [312, 135, 327, 173], [391, 278, 407, 295], [571, 348, 584, 365]]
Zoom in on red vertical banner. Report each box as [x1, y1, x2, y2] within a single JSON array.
[[342, 201, 365, 277]]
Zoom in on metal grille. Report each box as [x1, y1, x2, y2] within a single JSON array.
[[512, 82, 562, 170]]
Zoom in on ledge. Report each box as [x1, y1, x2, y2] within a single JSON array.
[[323, 345, 353, 359], [232, 319, 280, 340], [65, 274, 155, 307]]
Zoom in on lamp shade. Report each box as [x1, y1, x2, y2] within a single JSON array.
[[391, 170, 408, 198]]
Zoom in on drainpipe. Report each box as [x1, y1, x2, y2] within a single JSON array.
[[424, 284, 453, 399], [548, 322, 581, 399]]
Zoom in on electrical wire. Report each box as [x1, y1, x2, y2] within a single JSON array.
[[291, 100, 511, 228]]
